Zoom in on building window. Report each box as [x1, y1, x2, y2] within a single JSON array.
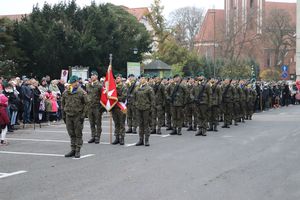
[[250, 0, 254, 8], [267, 51, 272, 67]]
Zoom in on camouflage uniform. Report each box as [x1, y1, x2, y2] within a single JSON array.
[[62, 87, 87, 154], [209, 81, 222, 131], [151, 81, 165, 134], [246, 86, 256, 119], [86, 80, 104, 143], [126, 80, 138, 133], [186, 83, 197, 131], [167, 81, 187, 135], [133, 83, 155, 146], [111, 82, 127, 145], [191, 80, 212, 136], [222, 83, 234, 128], [164, 83, 173, 130]]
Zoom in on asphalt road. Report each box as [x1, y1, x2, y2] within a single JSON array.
[[1, 105, 300, 200]]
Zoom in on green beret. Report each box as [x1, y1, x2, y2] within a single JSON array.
[[91, 71, 98, 76], [197, 72, 205, 77], [69, 75, 79, 83]]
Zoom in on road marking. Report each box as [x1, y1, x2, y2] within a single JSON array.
[[0, 171, 27, 179], [6, 138, 111, 145], [161, 134, 170, 138], [0, 151, 95, 160], [125, 143, 136, 147], [222, 135, 233, 138]]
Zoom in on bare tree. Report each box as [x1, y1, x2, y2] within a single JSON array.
[[263, 9, 295, 69], [168, 6, 205, 50]]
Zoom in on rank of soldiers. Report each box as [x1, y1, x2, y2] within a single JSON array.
[[61, 72, 256, 158]]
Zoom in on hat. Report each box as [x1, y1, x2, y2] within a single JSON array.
[[197, 72, 205, 77], [173, 74, 180, 78], [91, 71, 98, 76], [128, 74, 135, 78], [115, 73, 122, 78], [69, 75, 79, 83]]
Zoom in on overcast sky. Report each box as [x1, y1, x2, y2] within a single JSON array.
[[0, 0, 296, 18]]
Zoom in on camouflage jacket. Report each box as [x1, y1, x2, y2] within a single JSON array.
[[85, 80, 102, 108], [191, 82, 212, 106], [133, 84, 155, 111], [126, 80, 137, 105], [62, 87, 87, 118], [151, 82, 165, 106], [211, 83, 222, 106], [222, 84, 234, 103], [166, 82, 187, 107]]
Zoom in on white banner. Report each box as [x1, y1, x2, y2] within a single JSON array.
[[60, 70, 68, 83]]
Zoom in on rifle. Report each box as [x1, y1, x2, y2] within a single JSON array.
[[195, 78, 210, 104], [126, 79, 137, 102], [170, 79, 182, 104], [212, 79, 222, 94], [222, 79, 232, 102]]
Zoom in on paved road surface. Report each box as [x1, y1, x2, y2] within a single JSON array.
[[1, 106, 300, 200]]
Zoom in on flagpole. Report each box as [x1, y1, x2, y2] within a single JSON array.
[[109, 53, 113, 144]]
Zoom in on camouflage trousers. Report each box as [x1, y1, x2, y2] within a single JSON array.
[[152, 105, 165, 129], [171, 106, 184, 128], [196, 104, 209, 129], [88, 105, 103, 139], [209, 105, 220, 125], [136, 109, 151, 138], [186, 103, 197, 126], [112, 106, 126, 137], [66, 115, 84, 151], [126, 103, 137, 129], [165, 104, 172, 127], [223, 102, 233, 125]]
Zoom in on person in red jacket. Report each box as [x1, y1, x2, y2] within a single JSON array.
[[0, 93, 10, 145]]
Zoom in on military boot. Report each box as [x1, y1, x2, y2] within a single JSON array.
[[222, 124, 230, 128], [166, 126, 173, 131], [193, 125, 197, 131], [207, 123, 213, 131], [156, 128, 161, 135], [112, 136, 120, 145], [170, 128, 177, 135], [187, 124, 193, 131], [195, 128, 202, 136], [213, 124, 218, 132], [135, 137, 144, 146], [150, 129, 156, 134], [126, 128, 133, 133], [64, 150, 75, 157], [132, 127, 137, 134], [201, 128, 207, 136], [177, 128, 182, 135], [74, 149, 81, 158], [234, 120, 238, 126], [145, 136, 150, 146], [88, 137, 95, 143], [119, 136, 125, 145], [94, 137, 100, 144], [249, 115, 252, 120]]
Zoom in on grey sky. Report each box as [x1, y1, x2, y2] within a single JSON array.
[[0, 0, 296, 18]]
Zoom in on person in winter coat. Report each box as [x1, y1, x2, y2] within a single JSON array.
[[0, 93, 10, 145]]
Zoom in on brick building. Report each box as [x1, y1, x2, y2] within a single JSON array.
[[195, 0, 296, 79]]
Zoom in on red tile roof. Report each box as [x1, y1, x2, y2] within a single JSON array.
[[122, 7, 150, 21], [0, 14, 26, 21]]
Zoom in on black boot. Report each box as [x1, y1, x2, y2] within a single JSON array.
[[156, 128, 161, 135], [88, 137, 95, 143], [166, 126, 173, 131], [213, 124, 218, 132], [150, 129, 156, 134], [119, 136, 125, 145], [74, 150, 81, 158], [201, 128, 207, 136], [177, 128, 182, 135], [145, 136, 150, 146], [112, 136, 120, 145], [170, 129, 177, 135], [222, 124, 230, 128], [187, 125, 193, 131], [95, 137, 100, 144], [195, 128, 202, 136], [249, 115, 252, 120], [126, 128, 133, 133], [132, 127, 137, 134], [8, 125, 14, 132], [193, 125, 197, 131], [65, 150, 75, 157], [207, 123, 213, 131], [136, 137, 144, 146]]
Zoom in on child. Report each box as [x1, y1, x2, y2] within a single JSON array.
[[0, 93, 10, 145]]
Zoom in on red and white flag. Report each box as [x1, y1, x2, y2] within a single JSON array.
[[100, 65, 127, 113]]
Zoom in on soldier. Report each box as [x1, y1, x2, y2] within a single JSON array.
[[62, 75, 87, 158], [86, 71, 104, 144], [166, 74, 187, 135], [208, 78, 222, 132], [133, 74, 154, 146], [186, 77, 197, 131], [125, 74, 138, 134], [239, 80, 247, 123], [111, 74, 127, 145], [221, 78, 234, 128], [192, 75, 212, 136], [164, 78, 173, 131], [151, 76, 166, 135]]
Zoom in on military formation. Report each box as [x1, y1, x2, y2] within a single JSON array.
[[61, 72, 258, 158]]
